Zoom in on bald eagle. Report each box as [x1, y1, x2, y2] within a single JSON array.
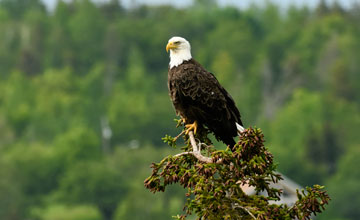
[[166, 36, 244, 148]]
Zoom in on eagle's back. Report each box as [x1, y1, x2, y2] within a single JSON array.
[[168, 59, 242, 146]]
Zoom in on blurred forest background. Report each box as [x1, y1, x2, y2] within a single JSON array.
[[0, 0, 359, 219]]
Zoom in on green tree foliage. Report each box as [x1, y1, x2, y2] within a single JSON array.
[[68, 0, 105, 73], [0, 161, 25, 220], [145, 127, 330, 219], [319, 147, 360, 220], [0, 0, 359, 219], [0, 0, 45, 19], [59, 161, 126, 220], [33, 204, 102, 220], [265, 90, 337, 184]]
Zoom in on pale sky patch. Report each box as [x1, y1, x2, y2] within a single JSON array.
[[41, 0, 359, 11]]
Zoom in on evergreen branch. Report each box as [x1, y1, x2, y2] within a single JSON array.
[[145, 125, 330, 219]]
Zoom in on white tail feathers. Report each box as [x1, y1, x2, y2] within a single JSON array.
[[236, 122, 245, 135]]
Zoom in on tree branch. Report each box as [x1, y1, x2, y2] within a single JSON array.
[[173, 152, 192, 157], [189, 131, 214, 163], [173, 131, 225, 164], [234, 205, 256, 220], [188, 131, 199, 152], [173, 130, 185, 142], [173, 131, 214, 163]]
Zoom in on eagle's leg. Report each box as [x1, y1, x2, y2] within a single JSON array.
[[185, 121, 198, 135]]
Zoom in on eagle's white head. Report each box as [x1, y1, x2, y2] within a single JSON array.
[[166, 36, 192, 69]]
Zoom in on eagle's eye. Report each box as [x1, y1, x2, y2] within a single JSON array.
[[174, 41, 181, 45]]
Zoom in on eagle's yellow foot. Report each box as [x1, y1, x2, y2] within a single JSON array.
[[185, 121, 198, 135]]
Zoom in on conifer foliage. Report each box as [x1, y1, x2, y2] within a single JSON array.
[[145, 125, 330, 219]]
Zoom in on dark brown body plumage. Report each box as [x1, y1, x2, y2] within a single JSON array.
[[168, 59, 243, 147]]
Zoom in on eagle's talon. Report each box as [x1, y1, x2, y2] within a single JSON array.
[[181, 118, 186, 125], [185, 121, 198, 135]]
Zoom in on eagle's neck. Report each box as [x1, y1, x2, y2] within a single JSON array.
[[169, 50, 192, 69]]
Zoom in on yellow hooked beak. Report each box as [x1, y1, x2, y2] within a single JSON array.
[[166, 42, 178, 52]]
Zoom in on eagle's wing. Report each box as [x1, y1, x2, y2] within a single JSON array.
[[171, 60, 242, 139]]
